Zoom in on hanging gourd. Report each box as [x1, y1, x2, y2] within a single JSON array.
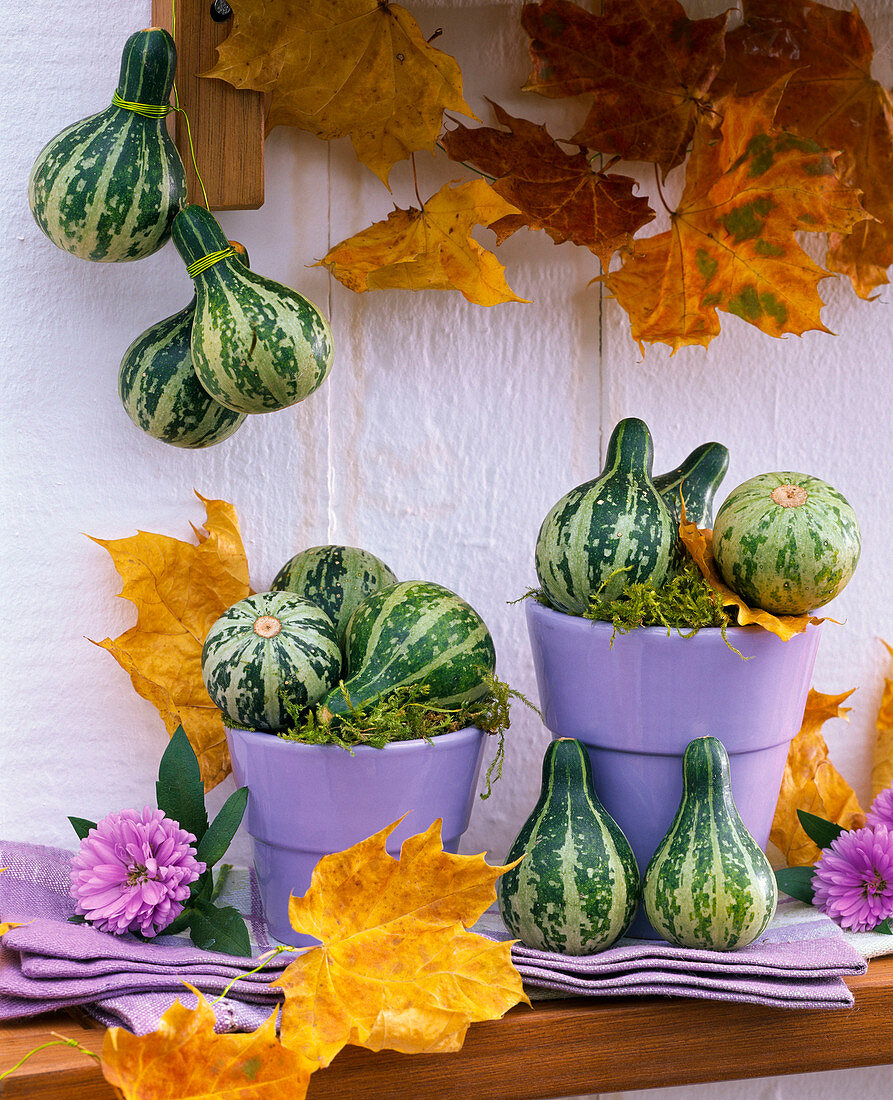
[[497, 738, 640, 954], [171, 205, 334, 414], [535, 417, 675, 613], [28, 28, 186, 262], [642, 737, 778, 950], [118, 243, 251, 449]]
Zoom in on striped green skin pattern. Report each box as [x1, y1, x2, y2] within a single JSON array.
[[270, 545, 398, 644], [28, 30, 186, 262], [118, 299, 246, 448], [643, 737, 777, 950], [172, 205, 334, 414], [201, 592, 341, 731], [712, 471, 861, 614], [497, 739, 639, 955], [535, 418, 675, 614], [319, 581, 496, 718], [653, 441, 729, 528]]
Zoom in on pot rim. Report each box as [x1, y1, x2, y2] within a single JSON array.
[[225, 722, 485, 756]]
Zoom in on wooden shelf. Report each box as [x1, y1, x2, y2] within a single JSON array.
[[151, 0, 265, 210], [2, 956, 891, 1098]]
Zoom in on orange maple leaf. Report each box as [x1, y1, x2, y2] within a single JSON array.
[[101, 987, 313, 1099], [440, 101, 654, 267], [273, 819, 527, 1069], [522, 0, 728, 177], [602, 83, 868, 352], [203, 0, 475, 186], [90, 493, 251, 790], [715, 0, 893, 299], [771, 689, 865, 866], [871, 641, 893, 800], [317, 179, 528, 305]]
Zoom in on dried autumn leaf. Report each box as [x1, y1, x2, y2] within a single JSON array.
[[871, 641, 893, 799], [679, 520, 818, 641], [273, 819, 527, 1068], [90, 493, 251, 790], [771, 689, 865, 866], [441, 101, 654, 266], [318, 179, 527, 305], [715, 0, 893, 299], [102, 987, 313, 1099], [603, 83, 868, 352], [203, 0, 475, 186], [522, 0, 728, 176]]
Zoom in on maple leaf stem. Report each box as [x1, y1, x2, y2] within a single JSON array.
[[435, 140, 499, 183], [652, 163, 671, 215], [411, 152, 423, 208]]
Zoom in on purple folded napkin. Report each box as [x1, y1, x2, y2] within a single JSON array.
[[472, 899, 867, 1010], [0, 839, 295, 1035]]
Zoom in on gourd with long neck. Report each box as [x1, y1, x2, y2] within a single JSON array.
[[171, 205, 334, 414], [535, 417, 675, 614], [653, 441, 730, 528], [29, 28, 186, 261]]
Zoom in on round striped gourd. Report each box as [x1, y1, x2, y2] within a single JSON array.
[[535, 418, 675, 614], [318, 580, 496, 719], [270, 545, 398, 644], [642, 737, 777, 950], [653, 441, 729, 529], [28, 29, 186, 262], [712, 471, 861, 614], [497, 738, 639, 955], [171, 205, 334, 414], [201, 592, 341, 731], [118, 276, 248, 449]]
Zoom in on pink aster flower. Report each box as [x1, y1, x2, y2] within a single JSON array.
[[811, 824, 893, 933], [866, 785, 893, 829], [70, 807, 205, 937]]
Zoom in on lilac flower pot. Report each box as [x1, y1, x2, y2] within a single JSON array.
[[225, 725, 487, 946], [525, 599, 822, 938]]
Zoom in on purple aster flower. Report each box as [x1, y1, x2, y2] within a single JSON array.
[[866, 785, 893, 829], [811, 824, 893, 933], [70, 807, 205, 937]]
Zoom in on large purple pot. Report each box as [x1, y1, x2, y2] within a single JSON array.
[[226, 725, 487, 946], [526, 599, 822, 938]]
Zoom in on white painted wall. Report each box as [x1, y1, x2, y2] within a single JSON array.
[[1, 1, 890, 1095]]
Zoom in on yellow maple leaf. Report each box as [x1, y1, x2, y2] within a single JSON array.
[[273, 818, 527, 1068], [90, 493, 251, 790], [679, 519, 819, 641], [101, 987, 313, 1099], [871, 640, 893, 799], [602, 82, 868, 352], [318, 179, 527, 305], [771, 689, 866, 865], [203, 0, 475, 185]]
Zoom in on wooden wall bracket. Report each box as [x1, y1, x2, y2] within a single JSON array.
[[151, 0, 265, 210]]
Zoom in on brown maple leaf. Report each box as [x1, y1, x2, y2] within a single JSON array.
[[273, 819, 527, 1069], [715, 0, 893, 299], [602, 83, 868, 352], [317, 179, 527, 305], [771, 689, 865, 866], [102, 987, 314, 1098], [440, 100, 654, 266], [90, 493, 251, 790], [203, 0, 475, 186], [521, 0, 728, 176]]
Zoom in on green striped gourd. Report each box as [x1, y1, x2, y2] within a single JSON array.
[[28, 29, 186, 262], [712, 472, 861, 614], [118, 244, 250, 449], [318, 580, 496, 719], [171, 205, 334, 414], [653, 441, 730, 528], [201, 592, 341, 731], [642, 737, 777, 950], [535, 418, 675, 613], [497, 738, 639, 955], [270, 545, 398, 644]]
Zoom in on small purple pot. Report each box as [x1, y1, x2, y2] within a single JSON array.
[[526, 599, 822, 938], [225, 725, 487, 946]]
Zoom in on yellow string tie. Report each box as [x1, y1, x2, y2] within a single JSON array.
[[186, 248, 236, 279], [112, 90, 172, 118]]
